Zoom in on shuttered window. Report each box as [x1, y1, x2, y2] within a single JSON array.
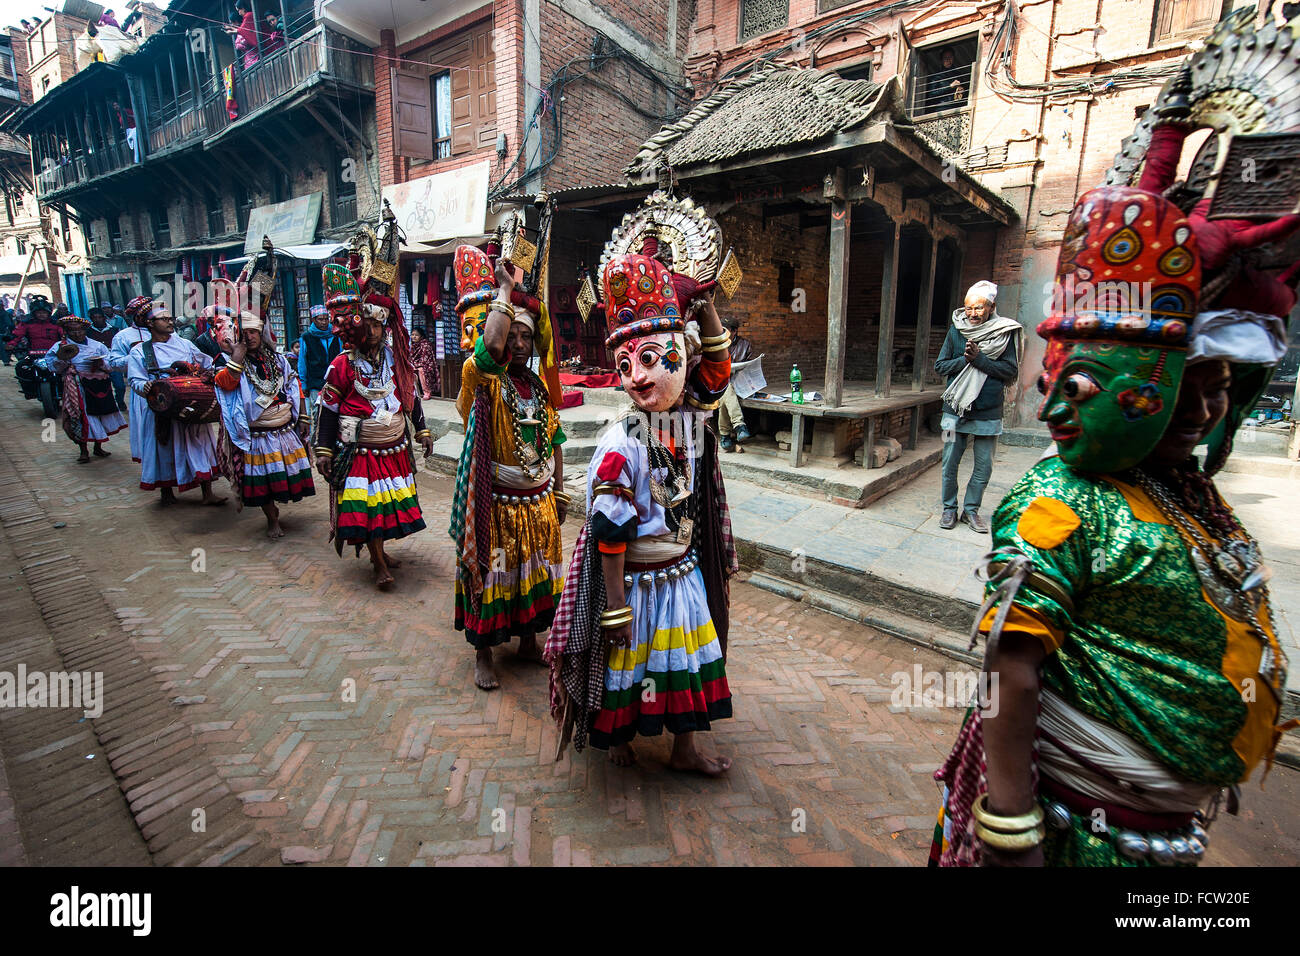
[[394, 21, 496, 163], [393, 68, 434, 161], [1152, 0, 1224, 44]]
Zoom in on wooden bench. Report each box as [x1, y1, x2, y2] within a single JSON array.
[[741, 388, 944, 468]]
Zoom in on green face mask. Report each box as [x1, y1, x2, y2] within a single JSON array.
[[1038, 340, 1186, 473], [1035, 185, 1200, 474]]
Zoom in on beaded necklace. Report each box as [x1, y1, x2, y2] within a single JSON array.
[[501, 368, 552, 479], [352, 347, 394, 403], [630, 409, 694, 534], [242, 347, 283, 400], [1133, 467, 1280, 690]]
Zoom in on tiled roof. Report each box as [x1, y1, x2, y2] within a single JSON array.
[[625, 67, 906, 179]]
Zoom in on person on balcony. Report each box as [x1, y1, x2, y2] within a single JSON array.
[[263, 11, 286, 55], [226, 3, 261, 70]]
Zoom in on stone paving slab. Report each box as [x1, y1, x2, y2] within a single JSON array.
[[724, 441, 1300, 692], [0, 381, 1296, 865]]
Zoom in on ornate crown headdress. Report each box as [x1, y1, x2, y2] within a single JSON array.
[[580, 190, 742, 324]]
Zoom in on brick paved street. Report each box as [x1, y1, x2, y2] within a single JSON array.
[[0, 387, 1296, 867]]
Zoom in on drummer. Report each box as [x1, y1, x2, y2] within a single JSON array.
[[125, 300, 227, 506]]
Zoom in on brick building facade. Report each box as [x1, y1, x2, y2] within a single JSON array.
[[7, 0, 379, 339], [682, 0, 1264, 427]]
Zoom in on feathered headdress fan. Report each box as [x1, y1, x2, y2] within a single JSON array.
[[237, 235, 279, 314], [1103, 8, 1300, 471], [580, 190, 742, 326]]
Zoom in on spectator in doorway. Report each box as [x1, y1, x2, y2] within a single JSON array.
[[409, 326, 440, 399], [927, 47, 967, 111], [717, 315, 752, 452], [99, 9, 120, 28], [933, 280, 1021, 533]]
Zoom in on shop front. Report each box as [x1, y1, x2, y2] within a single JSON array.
[[383, 161, 507, 398]]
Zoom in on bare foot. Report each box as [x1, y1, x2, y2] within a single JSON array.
[[264, 505, 284, 538], [201, 494, 227, 506], [516, 633, 546, 665], [381, 553, 401, 569], [160, 489, 177, 507], [609, 743, 637, 767], [669, 735, 731, 776], [93, 446, 110, 457], [77, 452, 90, 463], [474, 649, 499, 690], [374, 564, 395, 590]]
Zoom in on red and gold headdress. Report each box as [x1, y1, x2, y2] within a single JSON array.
[[453, 202, 563, 409], [586, 190, 741, 336], [601, 243, 684, 350], [1037, 185, 1200, 400]]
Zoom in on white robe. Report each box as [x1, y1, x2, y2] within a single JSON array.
[[126, 336, 220, 491], [42, 338, 126, 441], [109, 325, 151, 462]]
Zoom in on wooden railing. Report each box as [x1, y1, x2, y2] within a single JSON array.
[[148, 104, 207, 153], [32, 24, 373, 199], [203, 25, 372, 137], [36, 139, 135, 198]]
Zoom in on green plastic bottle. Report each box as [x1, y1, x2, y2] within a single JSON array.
[[790, 363, 804, 405]]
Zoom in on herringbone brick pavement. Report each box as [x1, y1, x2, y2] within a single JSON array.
[[1, 386, 1295, 866]]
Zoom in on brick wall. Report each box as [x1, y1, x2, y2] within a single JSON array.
[[713, 206, 829, 378], [680, 0, 1218, 427], [8, 28, 32, 103], [27, 14, 86, 101], [379, 0, 694, 192]]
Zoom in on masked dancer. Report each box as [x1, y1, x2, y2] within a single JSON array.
[[546, 194, 741, 774], [313, 264, 432, 589], [45, 312, 126, 462], [451, 240, 568, 691], [214, 311, 315, 537]]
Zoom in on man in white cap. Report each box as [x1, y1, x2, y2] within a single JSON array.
[[933, 280, 1021, 532]]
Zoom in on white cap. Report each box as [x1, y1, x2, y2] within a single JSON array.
[[966, 280, 998, 304], [1187, 309, 1287, 366]]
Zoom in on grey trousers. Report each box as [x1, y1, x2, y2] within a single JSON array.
[[941, 431, 996, 512]]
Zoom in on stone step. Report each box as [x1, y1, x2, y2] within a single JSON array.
[[1000, 427, 1052, 448], [419, 397, 618, 441], [425, 432, 602, 478], [717, 437, 944, 507]]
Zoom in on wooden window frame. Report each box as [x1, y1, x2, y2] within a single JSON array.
[[431, 70, 452, 160], [1150, 0, 1225, 46], [397, 20, 497, 166]]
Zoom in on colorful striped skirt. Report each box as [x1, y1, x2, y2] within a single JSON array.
[[455, 481, 564, 649], [240, 424, 315, 508], [335, 437, 425, 544], [589, 550, 732, 749]]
